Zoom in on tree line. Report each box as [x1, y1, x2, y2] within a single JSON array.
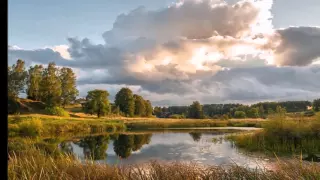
[[83, 87, 153, 118], [154, 99, 320, 119]]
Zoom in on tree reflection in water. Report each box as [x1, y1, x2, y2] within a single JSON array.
[[113, 134, 152, 158], [189, 132, 202, 142], [59, 141, 74, 155], [77, 135, 110, 160]]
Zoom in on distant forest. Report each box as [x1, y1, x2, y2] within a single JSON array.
[[154, 100, 319, 119]]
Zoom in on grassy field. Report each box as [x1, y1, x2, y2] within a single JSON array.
[[8, 115, 126, 137], [8, 144, 320, 180]]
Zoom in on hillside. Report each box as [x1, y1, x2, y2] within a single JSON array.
[[8, 98, 47, 114]]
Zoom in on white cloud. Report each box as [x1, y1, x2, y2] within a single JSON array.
[[51, 45, 71, 60]]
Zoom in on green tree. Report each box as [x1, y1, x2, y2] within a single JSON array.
[[153, 106, 162, 117], [114, 88, 135, 117], [234, 111, 246, 118], [8, 59, 28, 99], [84, 90, 110, 118], [144, 100, 153, 117], [188, 101, 204, 119], [133, 94, 146, 116], [258, 105, 265, 118], [26, 65, 43, 101], [39, 63, 62, 106], [247, 108, 259, 118], [59, 67, 79, 107], [111, 104, 121, 115], [313, 99, 320, 112]]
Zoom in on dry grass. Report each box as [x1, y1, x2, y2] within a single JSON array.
[[8, 147, 320, 180]]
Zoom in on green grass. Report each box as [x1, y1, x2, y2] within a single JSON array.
[[8, 114, 265, 137], [228, 113, 320, 158], [125, 119, 265, 130], [8, 115, 126, 137], [8, 145, 320, 180]]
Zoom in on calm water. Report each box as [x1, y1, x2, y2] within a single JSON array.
[[59, 128, 272, 169]]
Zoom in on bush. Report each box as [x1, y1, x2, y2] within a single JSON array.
[[8, 124, 20, 137], [8, 97, 20, 114], [304, 111, 315, 117], [234, 111, 246, 119], [18, 118, 43, 137], [169, 114, 184, 119], [45, 107, 70, 117]]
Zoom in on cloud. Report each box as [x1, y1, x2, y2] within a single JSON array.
[[267, 26, 320, 66], [51, 45, 71, 60], [8, 0, 320, 105]]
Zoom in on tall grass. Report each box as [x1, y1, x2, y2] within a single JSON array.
[[126, 119, 264, 130], [8, 146, 320, 180], [228, 113, 320, 157], [8, 116, 126, 137]]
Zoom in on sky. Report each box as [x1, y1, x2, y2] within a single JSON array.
[[8, 0, 320, 106]]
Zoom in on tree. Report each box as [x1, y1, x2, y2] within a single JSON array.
[[247, 108, 259, 118], [8, 59, 28, 99], [59, 67, 79, 107], [114, 88, 135, 117], [39, 63, 62, 106], [111, 104, 121, 115], [144, 100, 153, 117], [153, 106, 162, 117], [234, 111, 246, 118], [188, 101, 204, 119], [133, 94, 146, 116], [84, 90, 110, 118], [26, 65, 43, 101], [313, 99, 320, 112], [258, 105, 265, 118]]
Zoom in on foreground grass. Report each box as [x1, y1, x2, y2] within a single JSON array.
[[8, 146, 320, 180], [228, 114, 320, 158]]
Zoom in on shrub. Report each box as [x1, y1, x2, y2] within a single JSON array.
[[45, 107, 70, 117], [18, 118, 43, 137], [8, 124, 20, 137], [8, 97, 20, 114], [169, 114, 184, 119], [234, 111, 246, 119], [304, 111, 315, 117]]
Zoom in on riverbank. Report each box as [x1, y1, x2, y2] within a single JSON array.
[[8, 114, 265, 137]]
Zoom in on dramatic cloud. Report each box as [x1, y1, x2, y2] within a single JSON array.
[[8, 0, 320, 105], [267, 26, 320, 66]]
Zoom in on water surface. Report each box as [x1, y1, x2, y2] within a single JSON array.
[[60, 128, 271, 169]]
